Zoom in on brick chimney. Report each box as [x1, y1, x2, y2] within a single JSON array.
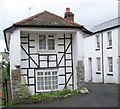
[[64, 7, 74, 22]]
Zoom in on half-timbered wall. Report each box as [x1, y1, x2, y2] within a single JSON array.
[[20, 31, 75, 95]]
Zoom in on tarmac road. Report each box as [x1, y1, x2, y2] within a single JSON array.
[[13, 83, 119, 107]]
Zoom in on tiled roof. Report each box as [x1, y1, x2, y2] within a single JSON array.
[[14, 10, 81, 27]]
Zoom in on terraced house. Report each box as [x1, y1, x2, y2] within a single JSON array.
[[4, 8, 120, 96], [84, 17, 120, 84]]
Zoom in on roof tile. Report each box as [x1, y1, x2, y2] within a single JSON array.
[[15, 10, 81, 27]]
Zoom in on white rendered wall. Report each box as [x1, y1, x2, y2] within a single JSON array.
[[10, 29, 21, 70], [118, 27, 120, 84], [103, 28, 118, 83], [84, 34, 102, 83], [72, 30, 85, 89], [84, 28, 119, 84]]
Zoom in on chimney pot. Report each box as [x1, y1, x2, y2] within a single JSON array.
[[64, 7, 74, 22], [66, 7, 70, 12]]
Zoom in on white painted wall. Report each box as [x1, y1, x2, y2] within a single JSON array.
[[9, 29, 21, 99], [10, 29, 21, 70], [84, 27, 119, 84], [103, 28, 118, 83], [72, 30, 85, 89], [118, 27, 120, 84], [84, 33, 102, 83]]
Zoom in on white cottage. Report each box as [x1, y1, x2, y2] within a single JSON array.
[[4, 8, 91, 95], [84, 17, 120, 84]]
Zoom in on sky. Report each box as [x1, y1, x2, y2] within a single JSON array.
[[0, 0, 119, 52]]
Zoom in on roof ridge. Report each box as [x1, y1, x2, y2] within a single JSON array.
[[14, 10, 81, 26]]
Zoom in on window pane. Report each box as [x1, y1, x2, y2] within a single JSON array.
[[108, 57, 113, 72], [48, 39, 55, 50], [52, 71, 57, 75], [37, 71, 58, 91], [45, 72, 51, 75], [39, 35, 46, 49], [97, 57, 101, 71], [96, 35, 100, 48], [107, 32, 112, 46], [37, 72, 43, 76]]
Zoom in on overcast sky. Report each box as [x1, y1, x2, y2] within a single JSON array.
[[0, 0, 119, 52]]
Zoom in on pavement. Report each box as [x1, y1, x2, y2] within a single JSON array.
[[13, 83, 119, 107]]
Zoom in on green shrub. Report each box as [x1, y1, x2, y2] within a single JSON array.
[[19, 85, 31, 99]]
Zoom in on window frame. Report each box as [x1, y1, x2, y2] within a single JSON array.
[[38, 34, 55, 51], [36, 70, 58, 92], [96, 57, 101, 72], [108, 57, 113, 73], [96, 34, 100, 49], [107, 31, 112, 47]]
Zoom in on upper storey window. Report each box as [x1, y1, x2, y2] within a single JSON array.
[[39, 35, 55, 50], [107, 31, 112, 47], [96, 35, 100, 48]]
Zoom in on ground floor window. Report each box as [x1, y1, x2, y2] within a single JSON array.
[[36, 70, 58, 91], [108, 57, 113, 72], [96, 57, 101, 71]]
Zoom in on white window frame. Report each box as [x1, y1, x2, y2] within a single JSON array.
[[38, 35, 55, 51], [107, 31, 112, 47], [108, 57, 113, 73], [96, 35, 100, 48], [96, 57, 101, 72], [36, 70, 58, 92]]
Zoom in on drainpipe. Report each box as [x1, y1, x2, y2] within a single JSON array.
[[101, 32, 104, 83]]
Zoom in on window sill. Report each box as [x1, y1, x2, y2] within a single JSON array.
[[37, 50, 57, 52], [36, 89, 59, 92], [96, 72, 101, 74], [95, 48, 100, 51], [107, 73, 113, 76], [106, 46, 112, 49]]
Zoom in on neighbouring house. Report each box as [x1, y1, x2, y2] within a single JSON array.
[[4, 8, 91, 95], [84, 17, 120, 84]]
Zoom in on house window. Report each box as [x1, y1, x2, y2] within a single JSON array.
[[96, 35, 100, 48], [48, 35, 55, 50], [107, 31, 112, 46], [108, 57, 113, 72], [39, 35, 55, 50], [37, 71, 58, 91], [96, 57, 101, 71], [39, 35, 46, 49]]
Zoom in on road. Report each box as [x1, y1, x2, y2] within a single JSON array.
[[13, 83, 119, 107]]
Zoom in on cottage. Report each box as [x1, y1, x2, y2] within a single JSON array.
[[4, 8, 91, 95], [84, 17, 120, 84]]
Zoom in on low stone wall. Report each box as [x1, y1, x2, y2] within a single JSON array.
[[11, 69, 21, 100], [11, 68, 31, 101]]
